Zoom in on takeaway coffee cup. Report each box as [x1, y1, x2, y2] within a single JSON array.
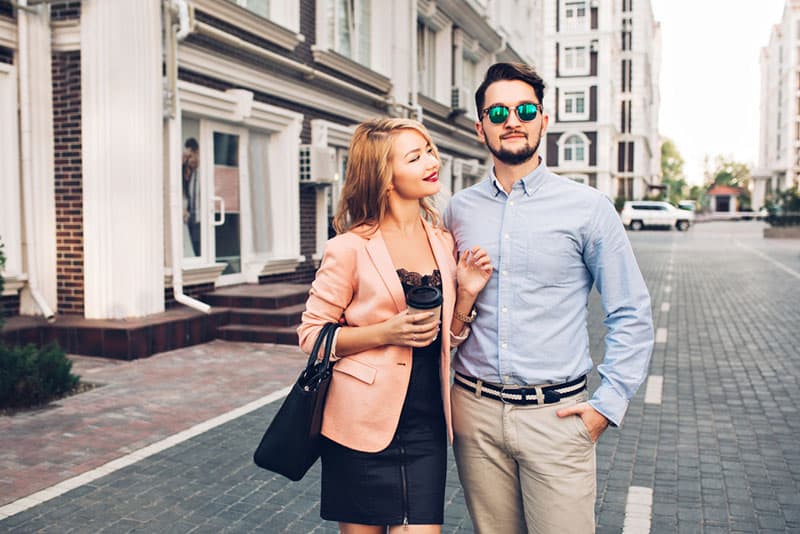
[[406, 286, 443, 322]]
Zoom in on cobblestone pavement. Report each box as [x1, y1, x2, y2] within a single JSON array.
[[1, 221, 799, 533]]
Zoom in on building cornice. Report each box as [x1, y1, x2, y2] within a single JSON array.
[[178, 43, 386, 123], [311, 46, 392, 94], [51, 19, 80, 52], [0, 16, 16, 49], [435, 0, 502, 52]]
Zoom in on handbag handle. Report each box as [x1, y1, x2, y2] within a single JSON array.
[[300, 322, 340, 389]]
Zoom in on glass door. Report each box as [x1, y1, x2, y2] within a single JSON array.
[[204, 122, 249, 285]]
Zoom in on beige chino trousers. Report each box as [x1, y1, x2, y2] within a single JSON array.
[[452, 384, 596, 534]]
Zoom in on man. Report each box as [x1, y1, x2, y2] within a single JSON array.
[[182, 137, 201, 256], [443, 62, 654, 533]]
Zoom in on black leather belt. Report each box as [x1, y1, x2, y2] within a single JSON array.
[[454, 372, 587, 405]]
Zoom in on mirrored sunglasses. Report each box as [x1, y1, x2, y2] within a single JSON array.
[[481, 102, 541, 124]]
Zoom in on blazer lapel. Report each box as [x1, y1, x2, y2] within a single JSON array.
[[365, 228, 407, 313]]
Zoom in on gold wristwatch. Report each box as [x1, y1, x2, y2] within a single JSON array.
[[454, 308, 477, 323]]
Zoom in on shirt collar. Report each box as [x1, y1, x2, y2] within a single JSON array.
[[486, 156, 548, 197]]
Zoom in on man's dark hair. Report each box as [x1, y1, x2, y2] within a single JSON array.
[[474, 62, 546, 119], [184, 137, 199, 151]]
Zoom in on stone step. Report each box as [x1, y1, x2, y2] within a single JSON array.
[[228, 303, 306, 327], [216, 324, 299, 346], [202, 283, 310, 310]]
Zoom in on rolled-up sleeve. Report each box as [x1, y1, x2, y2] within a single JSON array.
[[297, 237, 356, 354], [583, 196, 654, 426]]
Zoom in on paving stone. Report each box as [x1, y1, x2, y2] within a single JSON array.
[[2, 222, 799, 532]]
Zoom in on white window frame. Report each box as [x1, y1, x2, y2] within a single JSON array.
[[562, 0, 589, 32], [322, 0, 371, 67], [310, 120, 356, 262], [0, 62, 25, 294], [558, 132, 590, 168], [177, 81, 304, 284], [194, 0, 302, 50], [561, 45, 590, 76], [560, 88, 589, 121], [418, 20, 437, 98]]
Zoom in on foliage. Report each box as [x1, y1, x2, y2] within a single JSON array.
[[704, 155, 751, 188], [0, 342, 79, 409], [688, 185, 709, 212], [765, 186, 800, 226], [703, 155, 752, 210], [614, 196, 626, 213], [660, 139, 688, 204]]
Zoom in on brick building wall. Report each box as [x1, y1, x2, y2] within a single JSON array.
[[52, 50, 84, 314]]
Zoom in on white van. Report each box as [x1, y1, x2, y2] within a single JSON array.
[[620, 200, 694, 231]]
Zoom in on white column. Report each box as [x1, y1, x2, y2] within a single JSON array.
[[0, 63, 22, 282], [18, 3, 57, 314], [81, 0, 164, 318]]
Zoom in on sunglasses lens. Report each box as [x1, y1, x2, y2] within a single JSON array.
[[517, 103, 538, 121], [488, 106, 509, 124]]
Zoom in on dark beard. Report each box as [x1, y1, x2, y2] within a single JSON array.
[[484, 131, 541, 166]]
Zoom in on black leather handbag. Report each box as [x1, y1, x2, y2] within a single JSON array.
[[253, 322, 340, 481]]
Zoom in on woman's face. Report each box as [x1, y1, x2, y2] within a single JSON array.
[[389, 129, 441, 200]]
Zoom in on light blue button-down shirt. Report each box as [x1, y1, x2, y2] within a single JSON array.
[[443, 162, 654, 426]]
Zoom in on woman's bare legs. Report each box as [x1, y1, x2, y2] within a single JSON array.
[[339, 523, 441, 534]]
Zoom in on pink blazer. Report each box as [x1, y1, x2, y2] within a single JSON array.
[[297, 219, 457, 452]]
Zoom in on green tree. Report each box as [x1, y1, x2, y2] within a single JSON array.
[[660, 138, 688, 204], [704, 155, 752, 210]]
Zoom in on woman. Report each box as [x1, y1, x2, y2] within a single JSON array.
[[298, 118, 492, 534]]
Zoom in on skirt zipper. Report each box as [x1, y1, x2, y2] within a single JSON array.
[[399, 434, 409, 529]]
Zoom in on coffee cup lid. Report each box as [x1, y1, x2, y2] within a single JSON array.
[[406, 286, 443, 309]]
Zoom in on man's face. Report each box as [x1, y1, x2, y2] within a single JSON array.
[[183, 147, 198, 170], [475, 79, 548, 166]]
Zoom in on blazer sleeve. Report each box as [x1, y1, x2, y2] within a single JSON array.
[[297, 235, 358, 354]]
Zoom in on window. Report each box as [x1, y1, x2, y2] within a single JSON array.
[[233, 0, 269, 18], [620, 99, 631, 133], [327, 0, 371, 67], [622, 0, 632, 12], [618, 177, 634, 199], [621, 59, 632, 92], [417, 21, 436, 97], [563, 1, 588, 31], [561, 89, 589, 120], [563, 134, 586, 163], [565, 1, 586, 19], [562, 46, 589, 75], [565, 91, 585, 112], [622, 19, 632, 51]]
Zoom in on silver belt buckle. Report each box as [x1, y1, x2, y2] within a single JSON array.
[[498, 384, 512, 404]]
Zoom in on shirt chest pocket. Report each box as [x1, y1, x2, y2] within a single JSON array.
[[526, 235, 582, 286]]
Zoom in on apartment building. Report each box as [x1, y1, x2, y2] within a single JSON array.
[[539, 0, 661, 201], [757, 0, 800, 209], [0, 0, 537, 354]]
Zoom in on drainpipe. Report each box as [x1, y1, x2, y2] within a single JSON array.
[[165, 0, 210, 314], [409, 0, 422, 122], [17, 0, 55, 322]]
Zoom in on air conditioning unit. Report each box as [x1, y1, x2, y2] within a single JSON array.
[[299, 145, 337, 184], [451, 86, 471, 113]]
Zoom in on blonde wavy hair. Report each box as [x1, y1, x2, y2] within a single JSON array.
[[332, 117, 442, 235]]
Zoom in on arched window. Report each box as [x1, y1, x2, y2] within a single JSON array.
[[563, 134, 585, 162]]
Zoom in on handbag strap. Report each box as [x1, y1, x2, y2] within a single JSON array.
[[304, 322, 335, 369]]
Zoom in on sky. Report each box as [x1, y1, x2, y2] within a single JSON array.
[[650, 0, 786, 185]]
